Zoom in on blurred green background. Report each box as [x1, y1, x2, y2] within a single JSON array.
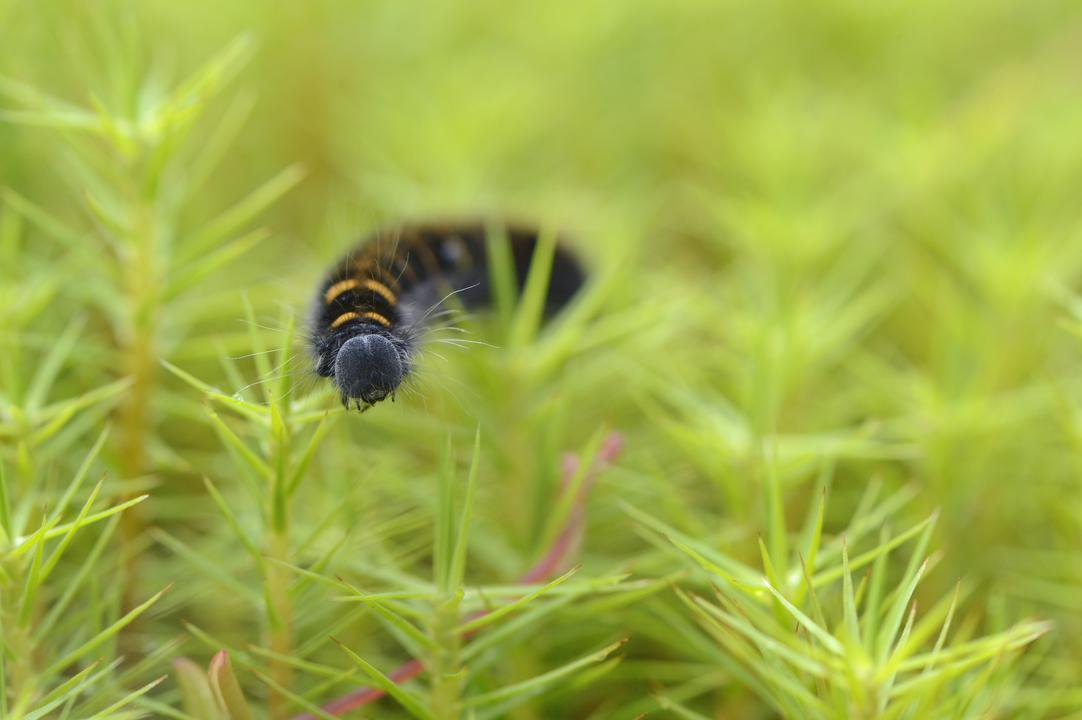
[[2, 0, 1082, 717]]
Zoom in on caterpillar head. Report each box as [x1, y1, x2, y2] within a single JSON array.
[[333, 333, 405, 411]]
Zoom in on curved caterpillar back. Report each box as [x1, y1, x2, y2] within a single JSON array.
[[310, 221, 585, 411]]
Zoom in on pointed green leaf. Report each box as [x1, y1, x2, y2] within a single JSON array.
[[203, 477, 263, 572], [249, 667, 337, 720], [167, 228, 270, 300], [0, 460, 12, 544], [761, 578, 845, 656], [185, 164, 304, 263], [332, 638, 435, 720], [449, 427, 482, 591], [85, 676, 166, 719], [508, 226, 557, 347], [48, 425, 110, 526], [24, 317, 85, 413], [205, 407, 271, 480], [287, 412, 334, 496], [485, 223, 517, 334], [841, 539, 862, 652], [876, 559, 928, 662], [44, 585, 170, 675], [464, 639, 625, 709], [40, 478, 104, 581], [457, 566, 580, 635], [161, 359, 267, 424]]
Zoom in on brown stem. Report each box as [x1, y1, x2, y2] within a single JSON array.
[[117, 314, 154, 567], [118, 205, 159, 479], [266, 527, 294, 720], [117, 206, 159, 652]]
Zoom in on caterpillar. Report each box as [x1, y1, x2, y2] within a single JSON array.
[[310, 221, 585, 411]]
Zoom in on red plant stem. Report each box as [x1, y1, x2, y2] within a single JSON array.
[[319, 660, 424, 715], [520, 431, 622, 583], [290, 431, 623, 720]]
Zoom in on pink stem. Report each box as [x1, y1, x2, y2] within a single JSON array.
[[522, 432, 623, 584], [318, 659, 423, 715], [290, 431, 623, 720]]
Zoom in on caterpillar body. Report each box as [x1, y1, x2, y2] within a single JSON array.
[[311, 222, 585, 411]]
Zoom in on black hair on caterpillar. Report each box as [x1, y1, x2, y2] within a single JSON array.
[[310, 221, 585, 411]]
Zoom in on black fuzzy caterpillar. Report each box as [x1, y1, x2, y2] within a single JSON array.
[[310, 222, 585, 411]]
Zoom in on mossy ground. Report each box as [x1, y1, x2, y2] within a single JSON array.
[[1, 1, 1081, 718]]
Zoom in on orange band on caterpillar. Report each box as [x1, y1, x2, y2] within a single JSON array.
[[359, 278, 397, 306], [324, 278, 360, 304], [330, 310, 391, 329]]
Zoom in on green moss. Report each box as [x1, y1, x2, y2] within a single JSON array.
[[2, 0, 1081, 717]]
